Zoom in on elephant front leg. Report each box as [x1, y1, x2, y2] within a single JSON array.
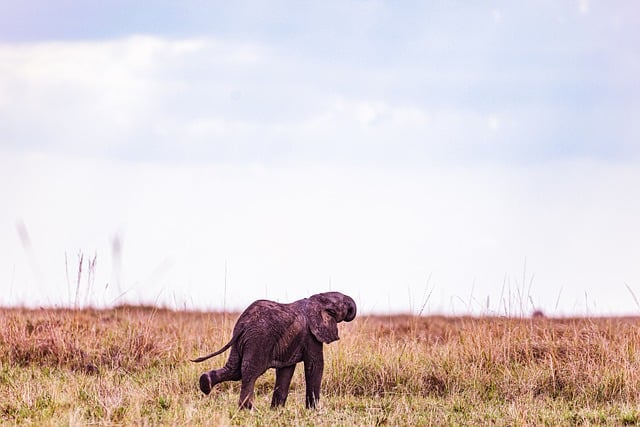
[[303, 355, 324, 409], [271, 365, 296, 408]]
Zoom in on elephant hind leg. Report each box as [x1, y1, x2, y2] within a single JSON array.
[[271, 365, 296, 408], [199, 365, 242, 395], [199, 372, 213, 395], [199, 346, 242, 395], [239, 376, 257, 409], [238, 357, 269, 409]]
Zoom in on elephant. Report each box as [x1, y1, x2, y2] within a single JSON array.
[[192, 291, 357, 409]]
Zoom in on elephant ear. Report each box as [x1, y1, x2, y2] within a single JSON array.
[[307, 299, 339, 344]]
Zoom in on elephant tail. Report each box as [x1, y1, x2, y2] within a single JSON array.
[[190, 337, 235, 363]]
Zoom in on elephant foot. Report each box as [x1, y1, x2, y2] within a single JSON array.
[[199, 373, 212, 395], [239, 398, 253, 410]]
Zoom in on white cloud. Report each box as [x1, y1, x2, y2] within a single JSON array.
[[2, 31, 635, 166], [488, 115, 500, 131], [0, 36, 271, 157], [579, 0, 590, 15], [185, 117, 252, 138], [492, 9, 503, 24], [0, 35, 501, 165]]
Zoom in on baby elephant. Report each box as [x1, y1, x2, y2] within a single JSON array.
[[192, 291, 357, 409]]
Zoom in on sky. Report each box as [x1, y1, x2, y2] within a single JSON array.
[[1, 1, 639, 315]]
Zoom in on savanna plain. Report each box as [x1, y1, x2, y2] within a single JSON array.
[[2, 306, 640, 426]]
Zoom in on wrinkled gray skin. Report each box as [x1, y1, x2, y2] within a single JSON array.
[[192, 292, 357, 409]]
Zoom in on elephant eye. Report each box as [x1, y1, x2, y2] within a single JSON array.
[[326, 309, 337, 319]]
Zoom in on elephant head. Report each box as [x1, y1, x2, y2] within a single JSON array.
[[306, 292, 357, 344]]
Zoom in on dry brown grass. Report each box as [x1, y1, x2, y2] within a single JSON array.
[[1, 306, 640, 425], [330, 315, 640, 403]]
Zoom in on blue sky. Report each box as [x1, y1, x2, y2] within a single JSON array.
[[1, 1, 639, 314]]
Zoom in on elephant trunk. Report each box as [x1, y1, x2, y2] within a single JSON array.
[[344, 300, 357, 322]]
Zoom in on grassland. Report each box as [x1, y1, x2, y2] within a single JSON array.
[[2, 306, 640, 426]]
